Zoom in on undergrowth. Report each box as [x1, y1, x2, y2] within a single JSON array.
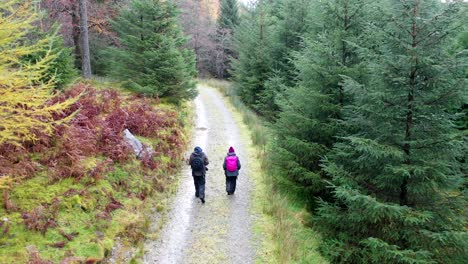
[[202, 79, 327, 264], [0, 82, 189, 263]]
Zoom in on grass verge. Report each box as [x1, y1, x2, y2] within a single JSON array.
[[201, 79, 327, 264]]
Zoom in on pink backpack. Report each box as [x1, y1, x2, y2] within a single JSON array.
[[226, 156, 238, 172]]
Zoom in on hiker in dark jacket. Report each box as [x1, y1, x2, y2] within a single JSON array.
[[223, 146, 241, 195], [189, 146, 209, 203]]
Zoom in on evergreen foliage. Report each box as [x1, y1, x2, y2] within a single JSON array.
[[214, 0, 240, 79], [231, 0, 314, 120], [271, 0, 369, 203], [231, 1, 274, 110], [0, 0, 77, 146], [316, 1, 467, 263], [21, 25, 77, 90], [254, 0, 314, 120], [107, 0, 196, 102], [218, 0, 240, 31], [267, 0, 313, 84], [89, 32, 112, 76]]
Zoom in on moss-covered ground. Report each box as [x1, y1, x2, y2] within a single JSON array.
[[0, 80, 191, 263]]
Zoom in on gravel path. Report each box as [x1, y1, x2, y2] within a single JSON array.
[[143, 85, 257, 264]]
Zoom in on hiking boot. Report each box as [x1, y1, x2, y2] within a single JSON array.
[[195, 193, 199, 198], [200, 197, 205, 203]]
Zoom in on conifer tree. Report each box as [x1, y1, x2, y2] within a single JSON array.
[[0, 0, 77, 146], [316, 1, 467, 262], [21, 25, 77, 90], [271, 0, 368, 201], [218, 0, 240, 31], [231, 0, 274, 110], [268, 0, 313, 84], [107, 0, 196, 101], [214, 0, 240, 78], [231, 0, 314, 120], [255, 0, 314, 120]]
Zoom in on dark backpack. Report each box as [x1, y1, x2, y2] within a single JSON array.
[[191, 156, 204, 173]]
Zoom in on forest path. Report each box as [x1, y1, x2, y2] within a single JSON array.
[[143, 85, 258, 263]]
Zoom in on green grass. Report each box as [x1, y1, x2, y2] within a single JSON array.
[[0, 154, 179, 263], [202, 79, 328, 264]]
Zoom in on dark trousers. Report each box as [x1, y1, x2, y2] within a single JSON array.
[[226, 176, 237, 193], [193, 176, 205, 199]]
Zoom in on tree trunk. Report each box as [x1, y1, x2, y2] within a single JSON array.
[[401, 0, 419, 207], [79, 0, 92, 78], [71, 5, 81, 70], [339, 0, 349, 107]]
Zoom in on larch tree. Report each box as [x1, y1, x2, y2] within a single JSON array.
[[316, 0, 467, 263], [0, 0, 77, 146], [271, 0, 369, 204], [106, 0, 197, 102]]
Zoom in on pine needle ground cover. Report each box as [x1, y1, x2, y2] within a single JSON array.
[[0, 83, 189, 263]]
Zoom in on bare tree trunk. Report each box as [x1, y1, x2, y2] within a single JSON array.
[[71, 4, 82, 70], [79, 0, 92, 78]]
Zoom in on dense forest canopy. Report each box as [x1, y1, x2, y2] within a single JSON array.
[[231, 0, 467, 263]]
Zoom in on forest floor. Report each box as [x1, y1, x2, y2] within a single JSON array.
[[0, 82, 191, 263], [142, 85, 264, 263]]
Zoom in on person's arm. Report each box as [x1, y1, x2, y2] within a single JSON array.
[[188, 154, 193, 165], [237, 157, 241, 170], [223, 157, 226, 170], [203, 153, 209, 166]]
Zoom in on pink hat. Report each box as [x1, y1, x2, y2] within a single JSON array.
[[228, 146, 235, 153]]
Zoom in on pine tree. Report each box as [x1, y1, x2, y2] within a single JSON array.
[[231, 0, 274, 109], [214, 0, 240, 78], [271, 0, 369, 202], [231, 0, 314, 120], [107, 0, 196, 102], [0, 0, 77, 146], [254, 0, 314, 120], [218, 0, 239, 31], [21, 25, 77, 90], [268, 0, 313, 84], [316, 1, 467, 262]]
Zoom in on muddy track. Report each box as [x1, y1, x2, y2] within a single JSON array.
[[143, 85, 258, 264]]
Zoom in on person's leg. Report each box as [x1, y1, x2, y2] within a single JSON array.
[[232, 176, 237, 194], [199, 176, 206, 203], [226, 177, 230, 194], [193, 176, 199, 197], [227, 177, 235, 195]]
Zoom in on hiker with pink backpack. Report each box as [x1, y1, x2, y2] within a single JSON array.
[[223, 146, 241, 195]]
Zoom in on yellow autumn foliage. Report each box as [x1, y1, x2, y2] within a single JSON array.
[[0, 0, 77, 146]]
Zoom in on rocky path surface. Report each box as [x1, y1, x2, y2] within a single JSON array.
[[143, 85, 258, 264]]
